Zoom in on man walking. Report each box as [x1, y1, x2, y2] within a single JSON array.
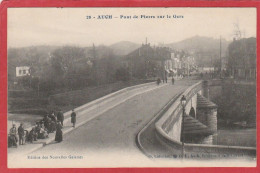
[[57, 110, 64, 126], [71, 109, 76, 128], [18, 123, 25, 145]]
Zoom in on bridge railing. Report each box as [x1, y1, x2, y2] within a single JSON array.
[[155, 81, 203, 143], [61, 81, 157, 120], [20, 81, 158, 132]]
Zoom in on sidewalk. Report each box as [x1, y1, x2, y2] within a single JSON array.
[[8, 82, 168, 159]]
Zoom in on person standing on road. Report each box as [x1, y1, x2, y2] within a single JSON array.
[[172, 77, 175, 85], [9, 124, 18, 147], [18, 123, 25, 145], [57, 110, 64, 126], [55, 121, 63, 142], [157, 78, 161, 86], [71, 109, 76, 128]]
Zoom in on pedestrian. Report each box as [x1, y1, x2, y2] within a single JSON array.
[[55, 121, 63, 142], [172, 77, 175, 85], [28, 127, 37, 143], [41, 126, 49, 139], [49, 112, 57, 122], [71, 109, 76, 128], [57, 110, 64, 126], [50, 120, 56, 133], [35, 122, 41, 138], [18, 123, 25, 145], [165, 77, 168, 83], [157, 78, 161, 86], [9, 124, 18, 147], [45, 115, 52, 133], [43, 115, 49, 130]]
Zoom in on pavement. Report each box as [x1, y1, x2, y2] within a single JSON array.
[[8, 78, 201, 168]]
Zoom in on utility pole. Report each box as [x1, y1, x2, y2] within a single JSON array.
[[220, 36, 222, 78], [92, 43, 99, 86]]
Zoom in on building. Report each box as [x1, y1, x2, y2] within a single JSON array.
[[165, 50, 197, 77], [125, 43, 171, 79], [16, 66, 30, 77]]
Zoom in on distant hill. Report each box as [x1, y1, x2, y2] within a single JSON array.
[[166, 36, 231, 67], [166, 36, 230, 53], [109, 41, 140, 56]]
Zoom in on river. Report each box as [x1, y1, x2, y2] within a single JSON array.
[[188, 80, 256, 148]]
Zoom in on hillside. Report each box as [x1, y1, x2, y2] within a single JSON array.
[[166, 36, 231, 67], [167, 36, 230, 52], [109, 41, 140, 56]]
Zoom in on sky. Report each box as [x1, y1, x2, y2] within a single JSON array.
[[8, 8, 256, 48]]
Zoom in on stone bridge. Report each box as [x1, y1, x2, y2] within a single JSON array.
[[154, 80, 256, 156], [155, 81, 217, 143]]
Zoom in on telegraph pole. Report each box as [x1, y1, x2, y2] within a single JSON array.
[[220, 36, 222, 77]]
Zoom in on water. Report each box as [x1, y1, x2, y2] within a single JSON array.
[[186, 81, 256, 148], [209, 81, 256, 148], [213, 129, 256, 147]]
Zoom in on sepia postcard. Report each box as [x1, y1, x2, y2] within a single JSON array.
[[0, 0, 259, 172]]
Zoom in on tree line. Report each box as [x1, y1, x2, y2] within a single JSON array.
[[8, 45, 131, 94]]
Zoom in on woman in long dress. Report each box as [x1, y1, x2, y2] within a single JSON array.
[[55, 121, 63, 142], [71, 109, 76, 128]]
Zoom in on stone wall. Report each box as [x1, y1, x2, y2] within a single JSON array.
[[156, 81, 203, 142]]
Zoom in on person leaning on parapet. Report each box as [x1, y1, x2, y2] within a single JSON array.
[[18, 123, 25, 145], [9, 124, 18, 147], [57, 109, 64, 126], [71, 109, 77, 128]]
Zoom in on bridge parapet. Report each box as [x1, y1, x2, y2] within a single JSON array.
[[156, 81, 203, 142]]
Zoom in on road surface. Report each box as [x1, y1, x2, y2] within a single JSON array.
[[30, 79, 198, 167]]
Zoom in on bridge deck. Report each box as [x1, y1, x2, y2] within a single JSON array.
[[8, 78, 198, 167]]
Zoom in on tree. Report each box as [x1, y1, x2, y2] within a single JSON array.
[[227, 37, 256, 78], [115, 67, 130, 81]]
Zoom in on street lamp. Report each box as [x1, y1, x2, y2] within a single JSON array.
[[180, 95, 186, 159]]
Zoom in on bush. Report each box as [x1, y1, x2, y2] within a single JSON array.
[[115, 67, 130, 81]]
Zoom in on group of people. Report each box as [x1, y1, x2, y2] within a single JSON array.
[[8, 109, 77, 148], [156, 77, 175, 85]]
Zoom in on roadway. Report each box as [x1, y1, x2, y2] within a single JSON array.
[[29, 78, 199, 167]]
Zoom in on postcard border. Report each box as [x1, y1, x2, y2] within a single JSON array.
[[0, 0, 259, 172]]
